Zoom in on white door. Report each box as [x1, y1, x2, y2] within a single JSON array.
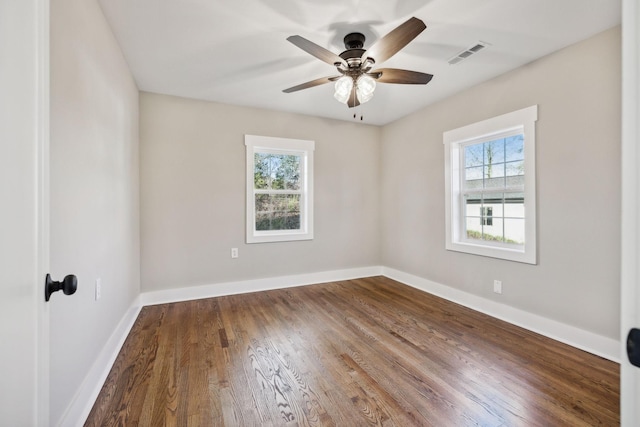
[[621, 1, 640, 425], [0, 0, 50, 425]]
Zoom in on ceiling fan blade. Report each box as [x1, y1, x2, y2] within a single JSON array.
[[287, 35, 347, 67], [369, 68, 433, 84], [347, 85, 360, 108], [362, 17, 426, 64], [283, 76, 340, 93]]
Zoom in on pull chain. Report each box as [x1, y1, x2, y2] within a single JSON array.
[[352, 104, 364, 122]]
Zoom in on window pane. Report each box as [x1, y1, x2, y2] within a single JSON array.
[[465, 166, 483, 181], [282, 155, 301, 190], [254, 153, 301, 191], [483, 194, 504, 217], [464, 166, 483, 190], [466, 217, 483, 240], [255, 194, 300, 231], [484, 156, 505, 189], [481, 206, 493, 226], [255, 193, 269, 212], [465, 192, 526, 244], [505, 158, 525, 188], [464, 194, 482, 217], [506, 160, 524, 177], [504, 192, 525, 218], [505, 135, 524, 162], [465, 144, 484, 167], [255, 193, 271, 231], [484, 162, 505, 179], [482, 218, 504, 242], [485, 139, 505, 164], [485, 177, 505, 189], [504, 218, 525, 244], [484, 173, 505, 189], [464, 166, 483, 189], [270, 155, 286, 190], [506, 175, 525, 187], [254, 153, 270, 189]]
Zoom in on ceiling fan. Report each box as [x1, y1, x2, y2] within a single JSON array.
[[283, 17, 433, 108]]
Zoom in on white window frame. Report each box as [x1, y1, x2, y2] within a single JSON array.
[[245, 134, 314, 244], [443, 105, 538, 264]]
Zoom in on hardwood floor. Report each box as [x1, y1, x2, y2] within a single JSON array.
[[85, 276, 619, 426]]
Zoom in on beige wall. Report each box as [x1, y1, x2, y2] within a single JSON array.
[[50, 0, 140, 424], [381, 27, 621, 340], [140, 94, 381, 291]]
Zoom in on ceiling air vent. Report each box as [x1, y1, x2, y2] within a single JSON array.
[[448, 41, 489, 65]]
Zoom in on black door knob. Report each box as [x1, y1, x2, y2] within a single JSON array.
[[628, 328, 640, 368], [45, 274, 78, 302]]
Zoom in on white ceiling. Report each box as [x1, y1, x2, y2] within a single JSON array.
[[97, 0, 621, 126]]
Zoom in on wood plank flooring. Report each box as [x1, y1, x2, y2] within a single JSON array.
[[85, 276, 619, 426]]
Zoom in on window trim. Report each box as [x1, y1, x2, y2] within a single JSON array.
[[245, 134, 314, 244], [443, 105, 538, 264]]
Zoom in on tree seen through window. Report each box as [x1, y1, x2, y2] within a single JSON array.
[[254, 153, 301, 231]]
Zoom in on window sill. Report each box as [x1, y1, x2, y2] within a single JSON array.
[[446, 240, 536, 264], [247, 230, 314, 244]]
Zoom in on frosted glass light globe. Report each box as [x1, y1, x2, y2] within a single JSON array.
[[333, 76, 353, 104], [356, 75, 376, 104]]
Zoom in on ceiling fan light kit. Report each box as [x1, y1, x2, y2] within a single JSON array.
[[284, 17, 434, 110], [333, 74, 376, 105]]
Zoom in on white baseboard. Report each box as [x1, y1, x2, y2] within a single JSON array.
[[59, 296, 142, 427], [140, 266, 384, 306], [382, 267, 620, 363]]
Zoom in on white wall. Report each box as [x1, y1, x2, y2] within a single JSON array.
[[50, 0, 139, 425], [140, 93, 380, 292], [381, 27, 621, 341]]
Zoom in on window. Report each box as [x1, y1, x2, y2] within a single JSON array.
[[444, 105, 538, 264], [245, 135, 314, 243]]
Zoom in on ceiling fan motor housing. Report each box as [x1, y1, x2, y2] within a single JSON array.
[[343, 32, 365, 49], [339, 49, 366, 65], [340, 33, 368, 68]]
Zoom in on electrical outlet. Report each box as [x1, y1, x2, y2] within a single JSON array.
[[493, 280, 502, 294], [95, 278, 101, 301], [231, 248, 239, 259]]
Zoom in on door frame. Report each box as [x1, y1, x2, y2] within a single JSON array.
[[621, 0, 639, 425], [37, 0, 51, 424]]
